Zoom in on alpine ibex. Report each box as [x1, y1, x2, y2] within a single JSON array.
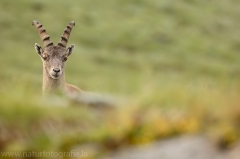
[[32, 20, 116, 107], [32, 20, 81, 95]]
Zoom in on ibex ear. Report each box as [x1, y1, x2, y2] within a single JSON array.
[[34, 43, 43, 56], [67, 44, 75, 57]]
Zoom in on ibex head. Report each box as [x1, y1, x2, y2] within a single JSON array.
[[32, 20, 75, 79]]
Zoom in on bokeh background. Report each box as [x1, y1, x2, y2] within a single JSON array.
[[0, 0, 240, 158]]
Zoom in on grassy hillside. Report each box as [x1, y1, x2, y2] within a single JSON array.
[[0, 0, 240, 158]]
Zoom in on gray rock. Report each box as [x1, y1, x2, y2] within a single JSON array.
[[103, 136, 240, 159]]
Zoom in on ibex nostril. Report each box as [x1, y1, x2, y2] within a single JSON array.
[[53, 68, 60, 73]]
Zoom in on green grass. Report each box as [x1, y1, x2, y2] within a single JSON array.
[[0, 0, 240, 158]]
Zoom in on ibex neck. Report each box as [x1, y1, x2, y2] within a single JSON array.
[[42, 67, 66, 94]]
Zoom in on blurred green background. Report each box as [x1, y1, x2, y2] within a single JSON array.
[[0, 0, 240, 158]]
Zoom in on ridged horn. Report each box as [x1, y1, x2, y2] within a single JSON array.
[[58, 21, 75, 48], [32, 20, 53, 48]]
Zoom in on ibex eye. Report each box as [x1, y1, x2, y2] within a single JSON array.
[[63, 57, 68, 62], [42, 56, 48, 61]]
